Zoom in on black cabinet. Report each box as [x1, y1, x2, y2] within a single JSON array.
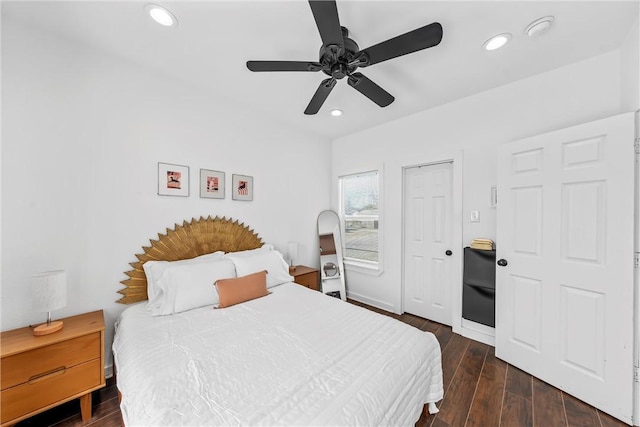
[[462, 247, 496, 327]]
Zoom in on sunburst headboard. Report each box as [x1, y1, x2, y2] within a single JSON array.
[[118, 216, 263, 304]]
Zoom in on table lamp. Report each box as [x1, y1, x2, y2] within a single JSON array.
[[31, 270, 67, 336]]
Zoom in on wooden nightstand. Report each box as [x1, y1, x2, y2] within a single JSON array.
[[0, 310, 105, 426], [290, 265, 319, 291]]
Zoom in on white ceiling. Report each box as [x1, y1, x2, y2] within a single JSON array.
[[4, 0, 639, 139]]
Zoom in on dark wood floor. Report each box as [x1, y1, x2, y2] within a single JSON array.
[[16, 302, 630, 427], [349, 302, 629, 427]]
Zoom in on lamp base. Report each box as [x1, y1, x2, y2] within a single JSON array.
[[33, 320, 64, 336]]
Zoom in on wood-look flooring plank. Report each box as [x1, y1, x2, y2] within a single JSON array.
[[87, 410, 123, 427], [416, 405, 441, 427], [598, 410, 631, 427], [435, 340, 489, 427], [532, 377, 567, 427], [432, 325, 454, 350], [500, 391, 533, 427], [410, 317, 430, 330], [439, 333, 470, 391], [505, 365, 532, 401], [465, 347, 507, 427], [419, 319, 441, 334], [415, 407, 429, 427], [387, 311, 402, 320], [53, 397, 121, 427], [431, 417, 452, 427], [403, 313, 428, 329], [422, 410, 439, 427], [563, 392, 601, 427]]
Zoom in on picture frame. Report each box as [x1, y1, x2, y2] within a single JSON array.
[[158, 162, 189, 197], [232, 174, 253, 201], [200, 169, 225, 199]]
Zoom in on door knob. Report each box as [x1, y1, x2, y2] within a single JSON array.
[[445, 250, 452, 256], [497, 259, 508, 267]]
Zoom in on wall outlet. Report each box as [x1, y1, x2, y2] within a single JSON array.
[[470, 210, 480, 222]]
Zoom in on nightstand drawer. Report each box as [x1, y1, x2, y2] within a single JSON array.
[[1, 332, 100, 390], [1, 358, 102, 424], [295, 273, 317, 289]]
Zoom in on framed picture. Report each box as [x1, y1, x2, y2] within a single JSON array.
[[200, 169, 225, 199], [232, 174, 253, 201], [158, 162, 189, 197]]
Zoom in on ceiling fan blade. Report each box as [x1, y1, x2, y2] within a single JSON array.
[[246, 61, 322, 72], [304, 78, 337, 115], [348, 72, 394, 107], [358, 22, 443, 67], [308, 0, 344, 49]]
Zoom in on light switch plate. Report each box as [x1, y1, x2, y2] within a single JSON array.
[[470, 210, 480, 222]]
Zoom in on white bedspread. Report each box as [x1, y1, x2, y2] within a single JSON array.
[[113, 283, 443, 426]]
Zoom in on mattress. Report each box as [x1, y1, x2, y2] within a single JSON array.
[[113, 282, 443, 426]]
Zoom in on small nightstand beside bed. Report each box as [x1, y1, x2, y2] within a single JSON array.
[[113, 217, 443, 426], [1, 311, 105, 426]]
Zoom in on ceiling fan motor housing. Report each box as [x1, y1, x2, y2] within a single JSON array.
[[319, 27, 361, 79], [246, 1, 443, 114]]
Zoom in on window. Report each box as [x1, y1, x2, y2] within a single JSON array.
[[339, 171, 380, 267]]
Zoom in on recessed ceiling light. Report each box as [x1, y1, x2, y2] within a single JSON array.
[[330, 109, 343, 117], [483, 33, 512, 51], [145, 4, 178, 27], [525, 16, 554, 38]]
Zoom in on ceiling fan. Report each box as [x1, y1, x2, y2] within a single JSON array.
[[246, 1, 443, 115]]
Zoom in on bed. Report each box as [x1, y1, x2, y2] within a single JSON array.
[[113, 216, 443, 426]]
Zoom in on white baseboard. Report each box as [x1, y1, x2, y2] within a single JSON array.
[[454, 319, 496, 346], [346, 291, 397, 313], [105, 363, 114, 379]]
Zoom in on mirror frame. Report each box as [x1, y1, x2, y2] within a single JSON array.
[[317, 210, 347, 301]]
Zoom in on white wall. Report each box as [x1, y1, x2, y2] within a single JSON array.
[[621, 15, 640, 113], [1, 19, 331, 373], [332, 48, 629, 315]]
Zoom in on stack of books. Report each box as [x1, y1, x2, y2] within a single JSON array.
[[470, 238, 494, 250]]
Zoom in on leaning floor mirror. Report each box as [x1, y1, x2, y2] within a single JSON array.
[[317, 210, 347, 301]]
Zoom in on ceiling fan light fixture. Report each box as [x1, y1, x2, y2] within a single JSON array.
[[525, 16, 554, 37], [330, 109, 343, 117], [145, 4, 178, 27], [483, 33, 511, 51]]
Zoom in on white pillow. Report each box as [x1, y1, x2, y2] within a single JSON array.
[[228, 250, 293, 288], [223, 244, 274, 258], [165, 259, 237, 315], [143, 251, 224, 313]]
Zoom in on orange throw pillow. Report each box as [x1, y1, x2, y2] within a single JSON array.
[[215, 270, 269, 308]]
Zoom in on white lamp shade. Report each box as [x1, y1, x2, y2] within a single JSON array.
[[31, 270, 67, 313], [287, 242, 298, 263]]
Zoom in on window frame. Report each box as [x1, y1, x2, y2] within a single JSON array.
[[338, 169, 383, 276]]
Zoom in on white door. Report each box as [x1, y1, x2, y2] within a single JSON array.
[[403, 162, 453, 325], [496, 113, 635, 424]]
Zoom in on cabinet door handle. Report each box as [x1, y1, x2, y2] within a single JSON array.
[[497, 259, 508, 267], [445, 250, 452, 256], [28, 366, 66, 384]]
